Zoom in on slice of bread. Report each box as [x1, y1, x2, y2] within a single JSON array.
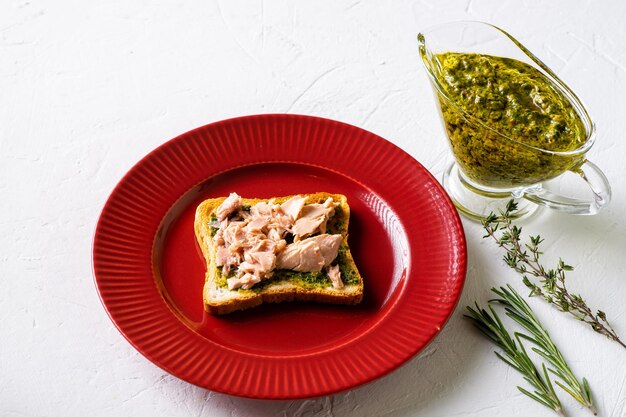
[[194, 192, 363, 315]]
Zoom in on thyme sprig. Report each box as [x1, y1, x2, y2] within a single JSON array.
[[491, 285, 596, 415], [482, 200, 625, 350], [465, 300, 565, 417]]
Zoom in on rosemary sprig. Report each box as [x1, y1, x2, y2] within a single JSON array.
[[465, 302, 565, 416], [482, 200, 625, 349], [491, 285, 596, 415]]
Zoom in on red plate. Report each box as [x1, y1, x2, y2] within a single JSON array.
[[93, 114, 466, 399]]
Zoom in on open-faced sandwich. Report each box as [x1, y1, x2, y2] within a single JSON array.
[[194, 192, 363, 315]]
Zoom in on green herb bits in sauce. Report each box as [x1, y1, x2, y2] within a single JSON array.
[[434, 52, 587, 188]]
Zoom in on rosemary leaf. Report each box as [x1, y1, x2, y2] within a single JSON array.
[[465, 303, 565, 416], [490, 285, 597, 415]]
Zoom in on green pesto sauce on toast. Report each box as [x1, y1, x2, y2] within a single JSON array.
[[209, 213, 218, 237], [325, 205, 345, 235]]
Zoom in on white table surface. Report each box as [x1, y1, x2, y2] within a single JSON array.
[[2, 1, 626, 416]]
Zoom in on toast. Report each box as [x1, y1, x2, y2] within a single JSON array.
[[194, 192, 363, 315]]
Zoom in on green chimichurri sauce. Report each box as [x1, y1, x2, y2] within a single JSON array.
[[434, 52, 587, 188]]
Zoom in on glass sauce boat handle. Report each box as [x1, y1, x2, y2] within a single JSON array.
[[522, 160, 611, 215]]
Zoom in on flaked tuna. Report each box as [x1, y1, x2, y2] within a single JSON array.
[[250, 201, 274, 218], [215, 192, 242, 221], [247, 216, 268, 232], [292, 197, 335, 238], [276, 234, 342, 272], [213, 193, 342, 289], [280, 195, 307, 221], [327, 265, 343, 289], [227, 273, 261, 290]]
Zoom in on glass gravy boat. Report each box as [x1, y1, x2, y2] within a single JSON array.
[[418, 21, 611, 219]]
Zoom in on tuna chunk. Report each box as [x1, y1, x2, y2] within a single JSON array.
[[227, 273, 261, 290], [217, 247, 242, 275], [276, 234, 342, 272], [215, 246, 229, 267], [267, 228, 281, 241], [292, 198, 336, 238], [327, 265, 343, 289], [315, 233, 343, 265], [248, 250, 276, 272], [221, 221, 246, 250], [250, 202, 275, 218], [216, 192, 242, 221], [276, 239, 325, 272], [247, 216, 269, 232], [280, 195, 307, 221], [243, 240, 276, 274], [238, 261, 267, 276]]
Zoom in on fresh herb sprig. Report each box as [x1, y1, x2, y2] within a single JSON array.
[[492, 285, 596, 415], [482, 200, 625, 349], [466, 301, 565, 416]]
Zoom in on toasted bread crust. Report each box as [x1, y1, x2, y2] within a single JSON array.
[[194, 193, 363, 315]]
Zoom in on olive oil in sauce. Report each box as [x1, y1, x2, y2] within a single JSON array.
[[434, 52, 587, 188]]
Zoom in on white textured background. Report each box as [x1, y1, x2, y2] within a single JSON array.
[[2, 1, 625, 416]]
